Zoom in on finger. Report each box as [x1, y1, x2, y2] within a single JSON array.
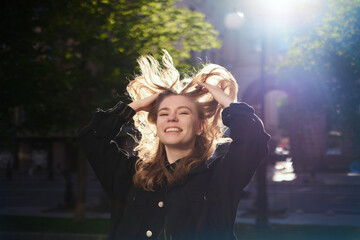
[[198, 82, 218, 90], [195, 84, 209, 93], [195, 83, 206, 90], [147, 92, 160, 101], [199, 88, 209, 93], [197, 82, 212, 91]]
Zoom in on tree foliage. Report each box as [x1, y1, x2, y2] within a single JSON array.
[[0, 0, 221, 141], [278, 0, 360, 157]]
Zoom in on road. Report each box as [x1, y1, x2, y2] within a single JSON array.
[[1, 169, 360, 217], [239, 183, 360, 216], [0, 172, 103, 209]]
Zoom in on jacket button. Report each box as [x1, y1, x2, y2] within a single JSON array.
[[158, 201, 164, 208], [93, 130, 97, 134], [146, 230, 152, 237]]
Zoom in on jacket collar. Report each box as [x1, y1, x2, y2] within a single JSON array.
[[188, 155, 223, 174], [166, 156, 223, 190]]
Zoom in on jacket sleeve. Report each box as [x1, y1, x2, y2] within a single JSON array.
[[78, 101, 136, 200], [220, 102, 270, 195]]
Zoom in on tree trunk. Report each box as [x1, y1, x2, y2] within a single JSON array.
[[74, 148, 87, 222]]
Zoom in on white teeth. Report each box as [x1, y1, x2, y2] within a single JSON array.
[[165, 128, 181, 132]]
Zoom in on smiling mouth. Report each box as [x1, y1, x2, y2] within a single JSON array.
[[165, 127, 182, 133]]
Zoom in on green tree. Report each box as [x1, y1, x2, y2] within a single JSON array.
[[1, 0, 221, 136], [278, 0, 360, 161], [0, 0, 221, 221]]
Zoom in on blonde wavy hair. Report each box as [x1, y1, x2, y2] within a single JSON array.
[[127, 50, 238, 191]]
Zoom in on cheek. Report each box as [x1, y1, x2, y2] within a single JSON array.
[[156, 119, 165, 132], [156, 123, 161, 133], [188, 119, 200, 134]]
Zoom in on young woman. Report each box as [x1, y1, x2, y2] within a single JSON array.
[[79, 51, 270, 240]]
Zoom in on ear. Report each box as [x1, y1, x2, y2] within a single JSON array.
[[197, 120, 205, 136]]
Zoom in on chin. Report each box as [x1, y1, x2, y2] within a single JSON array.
[[162, 141, 183, 147]]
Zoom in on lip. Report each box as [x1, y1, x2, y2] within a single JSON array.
[[164, 126, 183, 133]]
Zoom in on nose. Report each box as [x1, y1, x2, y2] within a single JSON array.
[[167, 112, 178, 122]]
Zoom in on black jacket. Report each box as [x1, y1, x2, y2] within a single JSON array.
[[79, 102, 270, 240]]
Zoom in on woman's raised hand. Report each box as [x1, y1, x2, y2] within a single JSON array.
[[129, 93, 160, 112], [196, 82, 234, 108]]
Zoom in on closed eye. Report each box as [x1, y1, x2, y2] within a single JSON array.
[[159, 113, 168, 116], [180, 112, 189, 115]]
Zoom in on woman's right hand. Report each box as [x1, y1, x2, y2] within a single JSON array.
[[128, 93, 160, 112]]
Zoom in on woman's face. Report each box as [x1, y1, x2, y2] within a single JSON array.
[[156, 95, 202, 150]]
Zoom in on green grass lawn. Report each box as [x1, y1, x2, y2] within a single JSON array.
[[1, 215, 360, 240], [234, 223, 360, 240]]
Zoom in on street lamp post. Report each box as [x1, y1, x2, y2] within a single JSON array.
[[224, 0, 309, 229], [224, 9, 270, 228], [251, 0, 311, 228]]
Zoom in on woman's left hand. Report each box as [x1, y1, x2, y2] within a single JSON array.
[[196, 82, 234, 108]]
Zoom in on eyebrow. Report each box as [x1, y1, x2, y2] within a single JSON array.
[[158, 106, 193, 112]]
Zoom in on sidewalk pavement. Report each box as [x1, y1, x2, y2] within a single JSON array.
[[236, 212, 360, 227], [1, 170, 360, 240], [1, 206, 360, 227], [1, 209, 360, 240]]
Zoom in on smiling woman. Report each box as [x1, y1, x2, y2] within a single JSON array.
[[128, 51, 238, 191], [79, 51, 270, 240]]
